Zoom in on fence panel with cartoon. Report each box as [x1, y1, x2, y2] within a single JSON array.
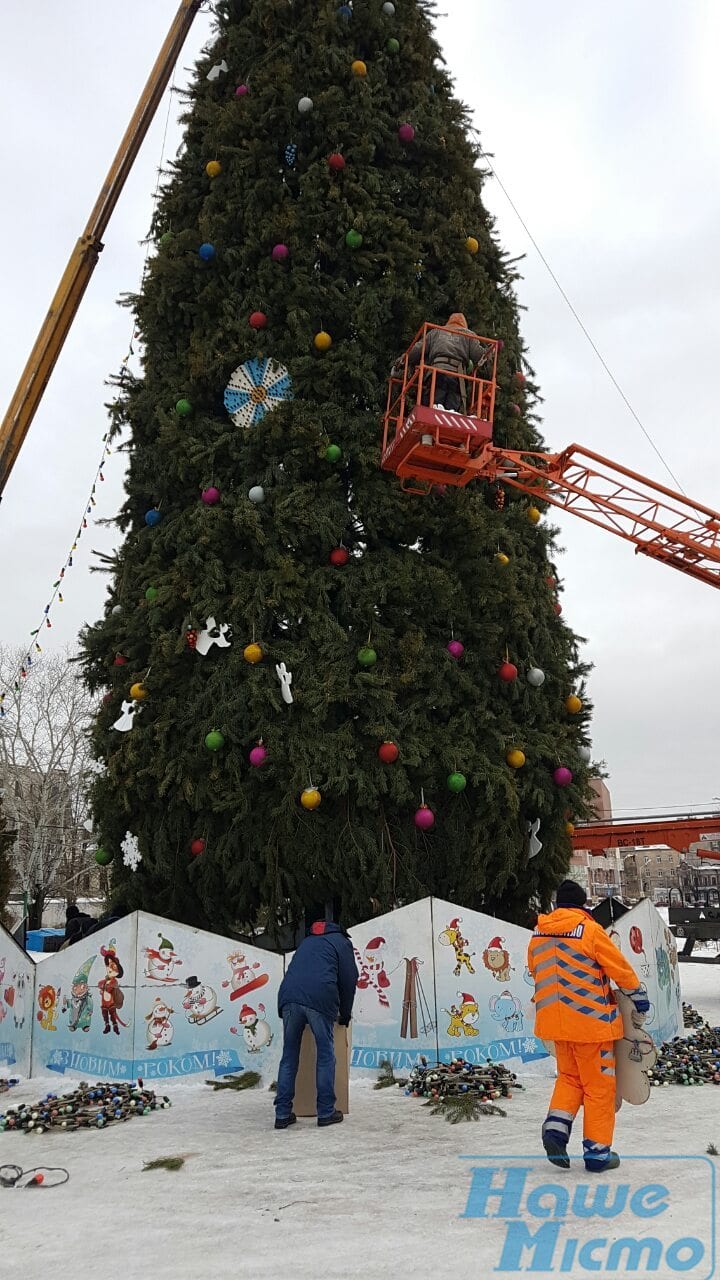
[[0, 922, 34, 1077]]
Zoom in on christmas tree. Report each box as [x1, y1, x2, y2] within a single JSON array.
[[81, 0, 592, 936]]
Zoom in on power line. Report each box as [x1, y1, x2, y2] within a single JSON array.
[[478, 148, 686, 494]]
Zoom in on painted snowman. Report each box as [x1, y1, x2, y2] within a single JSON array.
[[145, 998, 175, 1051], [231, 1002, 273, 1052], [143, 932, 182, 983]]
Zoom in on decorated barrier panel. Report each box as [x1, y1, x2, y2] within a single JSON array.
[[6, 896, 683, 1082], [29, 912, 282, 1084], [348, 897, 552, 1077], [0, 923, 34, 1076], [604, 899, 682, 1046]]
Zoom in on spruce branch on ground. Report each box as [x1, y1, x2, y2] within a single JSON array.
[[707, 1143, 718, 1156], [142, 1156, 186, 1172], [374, 1059, 408, 1090], [206, 1071, 261, 1091], [423, 1095, 507, 1122]]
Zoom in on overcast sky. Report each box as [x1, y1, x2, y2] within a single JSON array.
[[1, 1, 718, 817]]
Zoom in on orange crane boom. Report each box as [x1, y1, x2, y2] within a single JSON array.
[[571, 815, 720, 855], [0, 0, 203, 498]]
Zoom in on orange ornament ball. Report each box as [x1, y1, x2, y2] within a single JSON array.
[[527, 505, 541, 525], [351, 59, 368, 77], [565, 821, 575, 836], [243, 643, 263, 664], [301, 786, 322, 810], [506, 748, 526, 769], [206, 160, 222, 178], [130, 682, 147, 701], [314, 330, 333, 351], [465, 236, 479, 255], [496, 552, 510, 566], [565, 694, 583, 714]]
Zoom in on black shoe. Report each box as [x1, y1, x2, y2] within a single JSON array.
[[317, 1109, 344, 1127], [542, 1136, 570, 1170], [585, 1151, 620, 1172], [274, 1111, 297, 1130]]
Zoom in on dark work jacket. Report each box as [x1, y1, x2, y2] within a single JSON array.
[[278, 923, 358, 1023]]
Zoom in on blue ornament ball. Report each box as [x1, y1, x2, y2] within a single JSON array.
[[144, 508, 162, 528], [284, 143, 298, 167], [198, 242, 216, 262], [337, 3, 353, 16]]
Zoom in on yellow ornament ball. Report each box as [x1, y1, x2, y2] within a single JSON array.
[[565, 821, 575, 836], [301, 786, 322, 811], [351, 59, 368, 77], [130, 682, 147, 701], [465, 236, 479, 255], [506, 748, 526, 769], [496, 552, 510, 566], [243, 643, 263, 665], [565, 694, 583, 714], [527, 505, 541, 525], [314, 330, 332, 352], [206, 160, 222, 178]]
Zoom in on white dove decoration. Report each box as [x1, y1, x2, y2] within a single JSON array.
[[206, 59, 228, 81], [195, 617, 232, 656], [276, 661, 294, 705], [527, 818, 542, 860], [112, 700, 141, 733]]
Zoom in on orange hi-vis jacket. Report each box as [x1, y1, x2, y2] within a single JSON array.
[[527, 907, 641, 1044]]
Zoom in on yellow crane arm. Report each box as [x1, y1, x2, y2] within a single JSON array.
[[0, 0, 203, 498]]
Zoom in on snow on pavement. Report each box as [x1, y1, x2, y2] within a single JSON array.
[[1, 962, 719, 1279]]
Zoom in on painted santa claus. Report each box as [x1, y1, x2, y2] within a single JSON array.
[[355, 936, 391, 1009]]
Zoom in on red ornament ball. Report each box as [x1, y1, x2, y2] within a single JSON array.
[[509, 403, 522, 416], [514, 371, 526, 388], [498, 661, 518, 683], [102, 692, 113, 706], [378, 741, 399, 764], [554, 602, 563, 616], [190, 838, 206, 856], [328, 152, 346, 172], [249, 311, 268, 330], [113, 655, 128, 667], [329, 547, 349, 566]]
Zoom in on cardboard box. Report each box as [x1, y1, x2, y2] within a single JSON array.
[[293, 1023, 351, 1117]]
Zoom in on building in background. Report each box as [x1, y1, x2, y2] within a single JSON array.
[[569, 778, 623, 901]]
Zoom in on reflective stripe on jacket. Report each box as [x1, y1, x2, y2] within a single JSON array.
[[527, 908, 641, 1044]]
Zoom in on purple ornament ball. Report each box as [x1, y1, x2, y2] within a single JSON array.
[[249, 744, 268, 767], [272, 243, 290, 262], [414, 805, 435, 830], [553, 766, 573, 787], [201, 487, 220, 505], [398, 123, 416, 144], [235, 84, 249, 97], [447, 639, 465, 659]]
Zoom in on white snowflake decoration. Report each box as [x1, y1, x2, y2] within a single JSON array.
[[523, 1037, 537, 1056], [121, 831, 142, 872], [49, 1049, 64, 1066], [216, 1049, 232, 1068]]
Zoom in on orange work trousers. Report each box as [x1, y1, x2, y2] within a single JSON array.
[[550, 1040, 616, 1147]]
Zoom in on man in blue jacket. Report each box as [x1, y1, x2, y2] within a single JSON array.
[[274, 921, 358, 1129]]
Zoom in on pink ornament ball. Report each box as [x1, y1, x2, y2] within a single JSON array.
[[447, 639, 465, 659], [249, 744, 268, 767], [272, 243, 290, 262], [509, 403, 522, 416], [201, 487, 220, 505], [414, 805, 435, 830], [553, 766, 573, 787], [398, 123, 416, 144], [235, 84, 249, 97]]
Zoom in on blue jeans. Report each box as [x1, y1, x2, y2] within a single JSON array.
[[275, 1003, 336, 1120]]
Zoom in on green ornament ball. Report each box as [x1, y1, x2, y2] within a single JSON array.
[[386, 37, 400, 53], [357, 646, 377, 668], [447, 771, 467, 793], [345, 229, 363, 250], [175, 398, 192, 417], [159, 231, 174, 247], [95, 848, 113, 866], [325, 444, 342, 463], [205, 729, 225, 752], [144, 587, 159, 603]]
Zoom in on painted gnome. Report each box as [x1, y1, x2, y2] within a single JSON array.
[[64, 955, 95, 1033]]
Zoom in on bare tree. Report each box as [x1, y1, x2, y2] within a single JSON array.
[[0, 647, 97, 928]]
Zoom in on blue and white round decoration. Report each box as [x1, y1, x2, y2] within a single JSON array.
[[224, 356, 293, 428]]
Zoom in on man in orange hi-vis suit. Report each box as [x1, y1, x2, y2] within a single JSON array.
[[527, 880, 649, 1172]]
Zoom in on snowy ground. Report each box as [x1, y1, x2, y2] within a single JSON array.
[[2, 964, 719, 1279]]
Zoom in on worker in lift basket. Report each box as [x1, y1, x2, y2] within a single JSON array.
[[405, 312, 492, 412], [527, 879, 650, 1172]]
